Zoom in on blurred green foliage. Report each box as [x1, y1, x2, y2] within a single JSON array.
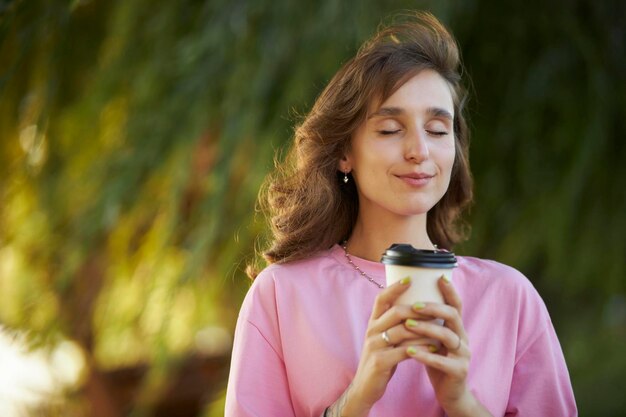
[[1, 0, 625, 415]]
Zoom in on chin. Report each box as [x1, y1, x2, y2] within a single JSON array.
[[390, 204, 435, 217]]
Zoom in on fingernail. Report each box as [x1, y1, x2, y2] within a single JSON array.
[[428, 345, 438, 353], [441, 274, 451, 283], [406, 319, 418, 328], [407, 346, 418, 356], [412, 302, 425, 310], [400, 276, 411, 285]]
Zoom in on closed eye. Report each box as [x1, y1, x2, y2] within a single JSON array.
[[377, 129, 401, 136], [427, 130, 448, 137]]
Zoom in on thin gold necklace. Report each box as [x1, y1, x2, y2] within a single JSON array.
[[341, 241, 384, 289]]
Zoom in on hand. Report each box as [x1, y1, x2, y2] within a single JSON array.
[[336, 278, 425, 416], [404, 276, 492, 417]]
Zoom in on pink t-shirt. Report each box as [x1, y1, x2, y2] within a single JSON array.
[[225, 244, 577, 416]]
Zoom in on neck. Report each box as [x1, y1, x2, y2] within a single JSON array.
[[345, 207, 435, 262]]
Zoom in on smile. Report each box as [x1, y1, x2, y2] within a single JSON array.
[[395, 173, 435, 187]]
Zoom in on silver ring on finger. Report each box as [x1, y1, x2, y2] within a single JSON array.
[[381, 330, 392, 346]]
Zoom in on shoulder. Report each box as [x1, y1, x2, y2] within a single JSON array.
[[240, 247, 341, 313], [457, 256, 528, 283], [455, 256, 551, 326], [254, 248, 340, 287], [456, 256, 539, 296]]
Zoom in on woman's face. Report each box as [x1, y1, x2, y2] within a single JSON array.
[[342, 69, 456, 218]]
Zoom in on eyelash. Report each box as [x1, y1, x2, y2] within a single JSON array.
[[378, 130, 401, 135], [377, 130, 448, 137]]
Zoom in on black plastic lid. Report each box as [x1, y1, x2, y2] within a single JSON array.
[[380, 243, 457, 268]]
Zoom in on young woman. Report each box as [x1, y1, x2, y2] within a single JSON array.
[[225, 12, 577, 417]]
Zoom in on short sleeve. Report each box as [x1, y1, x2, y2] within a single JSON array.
[[225, 270, 297, 417], [225, 318, 296, 416], [505, 317, 577, 416]]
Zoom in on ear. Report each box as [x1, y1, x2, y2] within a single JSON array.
[[337, 155, 352, 173]]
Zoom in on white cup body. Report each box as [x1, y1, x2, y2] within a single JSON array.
[[385, 264, 453, 346], [385, 264, 452, 305]]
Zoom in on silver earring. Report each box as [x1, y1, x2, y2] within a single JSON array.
[[343, 171, 349, 183]]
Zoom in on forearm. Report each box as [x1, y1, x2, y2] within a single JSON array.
[[322, 383, 370, 417], [445, 390, 493, 417]]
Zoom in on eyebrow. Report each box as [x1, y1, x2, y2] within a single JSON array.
[[367, 106, 453, 121]]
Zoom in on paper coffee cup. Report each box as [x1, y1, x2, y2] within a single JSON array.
[[381, 243, 457, 346]]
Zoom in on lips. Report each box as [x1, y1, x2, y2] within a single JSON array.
[[395, 172, 435, 187], [398, 172, 434, 180]]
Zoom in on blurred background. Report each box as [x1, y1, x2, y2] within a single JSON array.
[[0, 0, 624, 416]]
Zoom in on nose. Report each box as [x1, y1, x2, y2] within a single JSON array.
[[404, 129, 429, 163]]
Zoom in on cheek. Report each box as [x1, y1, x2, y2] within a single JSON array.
[[446, 150, 456, 173], [432, 143, 456, 172], [354, 143, 390, 172]]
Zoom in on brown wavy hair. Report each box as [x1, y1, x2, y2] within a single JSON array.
[[252, 11, 473, 276]]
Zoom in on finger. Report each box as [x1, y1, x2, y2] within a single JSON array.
[[406, 346, 468, 378], [438, 275, 462, 315], [438, 277, 467, 339], [370, 277, 411, 320], [404, 319, 465, 354], [372, 303, 420, 334], [376, 324, 429, 348], [367, 344, 419, 371], [410, 302, 463, 336]]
